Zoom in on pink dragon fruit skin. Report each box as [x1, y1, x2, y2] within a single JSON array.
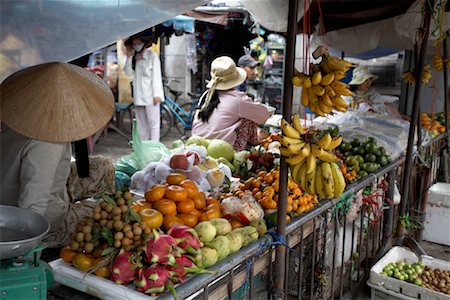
[[167, 254, 194, 282], [144, 229, 178, 265], [134, 265, 173, 294], [167, 225, 203, 255], [110, 250, 137, 285]]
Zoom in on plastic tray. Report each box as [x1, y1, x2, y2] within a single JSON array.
[[50, 259, 154, 300], [368, 246, 450, 300]]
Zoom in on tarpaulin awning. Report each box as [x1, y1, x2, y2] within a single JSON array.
[[162, 15, 195, 33], [0, 0, 207, 82]]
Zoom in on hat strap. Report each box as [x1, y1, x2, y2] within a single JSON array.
[[199, 76, 219, 113]]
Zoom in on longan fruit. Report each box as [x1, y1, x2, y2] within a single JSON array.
[[113, 220, 124, 231], [144, 227, 152, 235], [114, 232, 124, 240], [123, 191, 133, 200], [125, 230, 134, 239], [114, 191, 123, 199], [105, 204, 113, 213], [70, 241, 80, 251], [93, 212, 101, 220], [121, 237, 131, 247], [140, 222, 147, 229], [114, 240, 121, 248], [84, 233, 92, 242], [94, 206, 102, 213], [99, 219, 108, 226], [133, 235, 141, 241], [106, 220, 114, 229], [75, 232, 84, 242], [100, 211, 108, 219], [112, 207, 122, 216], [121, 205, 128, 213], [82, 225, 92, 234], [123, 224, 132, 233], [86, 219, 94, 227], [84, 242, 94, 253], [133, 227, 142, 236], [112, 215, 121, 221], [117, 198, 125, 206]]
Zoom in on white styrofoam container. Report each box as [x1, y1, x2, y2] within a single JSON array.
[[369, 246, 450, 300], [423, 183, 450, 246], [50, 259, 154, 300]]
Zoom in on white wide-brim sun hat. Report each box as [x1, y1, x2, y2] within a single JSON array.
[[0, 62, 114, 143], [348, 66, 379, 85], [206, 56, 247, 91]]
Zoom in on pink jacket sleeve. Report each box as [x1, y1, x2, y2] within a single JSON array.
[[236, 94, 271, 124]]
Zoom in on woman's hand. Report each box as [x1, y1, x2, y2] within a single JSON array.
[[153, 97, 162, 105]]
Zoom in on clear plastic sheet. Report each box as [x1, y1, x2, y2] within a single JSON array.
[[0, 0, 206, 82]]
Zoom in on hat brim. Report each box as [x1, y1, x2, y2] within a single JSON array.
[[244, 61, 261, 67], [349, 74, 378, 85], [206, 67, 247, 91]]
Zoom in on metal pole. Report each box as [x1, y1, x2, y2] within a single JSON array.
[[443, 34, 450, 151], [398, 0, 435, 241], [274, 0, 298, 298]]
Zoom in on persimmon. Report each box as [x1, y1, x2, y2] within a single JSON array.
[[192, 192, 206, 210], [165, 185, 187, 202], [254, 191, 263, 201], [179, 179, 199, 198], [153, 199, 177, 216], [130, 199, 152, 213], [60, 246, 76, 263], [205, 203, 221, 212], [177, 199, 195, 214], [177, 214, 198, 227], [139, 208, 164, 229], [95, 266, 111, 278], [166, 173, 186, 185], [188, 208, 202, 218], [163, 215, 184, 231], [231, 219, 244, 229], [72, 253, 95, 271], [206, 198, 221, 207], [200, 209, 221, 222], [145, 185, 166, 202]]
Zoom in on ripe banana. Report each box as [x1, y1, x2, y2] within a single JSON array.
[[291, 162, 303, 182], [287, 141, 307, 154], [301, 88, 310, 106], [432, 55, 444, 71], [306, 153, 316, 174], [316, 133, 332, 148], [321, 93, 333, 106], [312, 71, 322, 85], [280, 136, 303, 147], [311, 144, 338, 162], [320, 73, 335, 86], [301, 143, 311, 157], [315, 164, 326, 199], [292, 114, 306, 134], [286, 153, 307, 165], [311, 85, 326, 97], [280, 147, 294, 157], [292, 76, 303, 86], [298, 162, 308, 189], [319, 101, 333, 114], [281, 119, 301, 139], [323, 136, 343, 150], [321, 162, 335, 198], [303, 77, 312, 88], [401, 71, 416, 85], [330, 162, 346, 198], [306, 169, 316, 195]]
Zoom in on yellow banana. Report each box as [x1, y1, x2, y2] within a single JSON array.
[[306, 153, 316, 174], [291, 161, 303, 183], [285, 153, 307, 165], [330, 162, 346, 198], [292, 114, 306, 134], [298, 162, 308, 190], [311, 144, 338, 162], [281, 119, 301, 139], [288, 141, 307, 154], [292, 76, 303, 86], [280, 136, 303, 147], [320, 72, 335, 86], [303, 77, 312, 88], [315, 164, 326, 199], [301, 143, 311, 157], [308, 87, 319, 104], [314, 105, 325, 117], [321, 93, 333, 106], [319, 100, 333, 114], [331, 96, 348, 109], [316, 133, 332, 148], [325, 85, 336, 97], [311, 71, 322, 85], [323, 136, 343, 150], [333, 72, 346, 81], [321, 162, 335, 198], [432, 55, 443, 71], [319, 59, 332, 74], [311, 85, 325, 97], [280, 147, 294, 157], [301, 88, 310, 106], [334, 105, 348, 112], [306, 169, 316, 195]]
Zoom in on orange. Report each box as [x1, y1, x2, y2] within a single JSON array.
[[60, 246, 76, 263], [72, 253, 95, 272], [139, 208, 164, 229], [165, 185, 187, 202], [153, 199, 177, 216], [145, 185, 166, 202], [131, 199, 152, 213], [95, 266, 111, 278], [166, 173, 186, 185], [206, 198, 221, 207], [163, 215, 184, 231], [177, 214, 198, 227], [192, 192, 206, 210], [206, 203, 221, 212], [177, 199, 195, 214], [179, 179, 199, 198]]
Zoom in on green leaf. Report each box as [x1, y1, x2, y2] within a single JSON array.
[[101, 247, 116, 256], [100, 227, 114, 245], [91, 226, 102, 243], [102, 194, 117, 206], [129, 208, 141, 222]]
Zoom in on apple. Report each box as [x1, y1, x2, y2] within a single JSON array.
[[170, 154, 189, 170], [185, 151, 200, 165]]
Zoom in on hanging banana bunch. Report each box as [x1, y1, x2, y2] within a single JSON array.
[[292, 50, 352, 116], [401, 64, 432, 85], [432, 55, 444, 71], [280, 114, 346, 199]]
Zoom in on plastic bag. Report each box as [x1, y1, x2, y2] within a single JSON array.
[[115, 171, 131, 192], [116, 152, 140, 176], [132, 119, 170, 170], [221, 191, 264, 225]]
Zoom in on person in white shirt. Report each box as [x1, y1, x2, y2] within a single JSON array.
[[124, 35, 164, 141], [0, 62, 115, 247]]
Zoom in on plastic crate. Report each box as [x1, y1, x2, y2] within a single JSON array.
[[368, 281, 416, 300]]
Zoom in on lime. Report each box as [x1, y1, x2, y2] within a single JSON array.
[[378, 156, 389, 167], [352, 165, 360, 172], [364, 142, 377, 154], [358, 170, 368, 178], [367, 137, 376, 143], [350, 138, 360, 147], [346, 156, 358, 166], [353, 146, 365, 156], [379, 147, 387, 156], [354, 155, 364, 165], [340, 142, 352, 152], [373, 148, 381, 156], [365, 153, 377, 162], [414, 278, 422, 286], [344, 151, 353, 157], [386, 270, 393, 277]]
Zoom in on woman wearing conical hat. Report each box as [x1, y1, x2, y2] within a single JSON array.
[[0, 62, 115, 247], [192, 56, 272, 151]]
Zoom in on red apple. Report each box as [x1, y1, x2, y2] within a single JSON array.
[[185, 151, 200, 165], [170, 154, 189, 170]]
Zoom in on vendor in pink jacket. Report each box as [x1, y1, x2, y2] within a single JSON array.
[[192, 56, 271, 150]]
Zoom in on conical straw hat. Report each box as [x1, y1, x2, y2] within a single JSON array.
[[1, 62, 114, 142]]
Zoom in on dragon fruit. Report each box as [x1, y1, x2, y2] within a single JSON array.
[[110, 250, 138, 285], [167, 225, 203, 255], [145, 229, 178, 265], [167, 254, 213, 283], [135, 265, 175, 295]]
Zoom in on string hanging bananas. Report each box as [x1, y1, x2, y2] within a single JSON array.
[[401, 64, 432, 85], [292, 51, 352, 116], [280, 115, 346, 199]]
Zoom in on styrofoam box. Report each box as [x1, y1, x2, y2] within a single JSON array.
[[423, 183, 450, 246], [369, 246, 450, 300], [50, 259, 154, 300]]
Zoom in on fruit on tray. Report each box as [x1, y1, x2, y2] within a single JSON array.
[[380, 261, 450, 295], [421, 112, 446, 136], [402, 64, 432, 85], [338, 137, 391, 180], [292, 48, 352, 115]]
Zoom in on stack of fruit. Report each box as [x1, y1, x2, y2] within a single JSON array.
[[143, 173, 223, 230], [291, 50, 352, 115], [402, 64, 432, 85], [432, 55, 450, 71], [193, 218, 267, 268], [338, 137, 391, 179], [421, 112, 446, 136], [279, 114, 346, 199]]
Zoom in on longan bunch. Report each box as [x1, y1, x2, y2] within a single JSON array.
[[69, 191, 151, 253]]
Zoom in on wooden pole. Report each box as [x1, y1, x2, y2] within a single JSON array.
[[274, 0, 298, 298], [397, 0, 435, 241]]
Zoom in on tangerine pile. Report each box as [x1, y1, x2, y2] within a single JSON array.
[[138, 173, 222, 231], [421, 112, 446, 136]]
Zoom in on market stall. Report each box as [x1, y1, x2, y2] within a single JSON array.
[[1, 0, 450, 299]]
